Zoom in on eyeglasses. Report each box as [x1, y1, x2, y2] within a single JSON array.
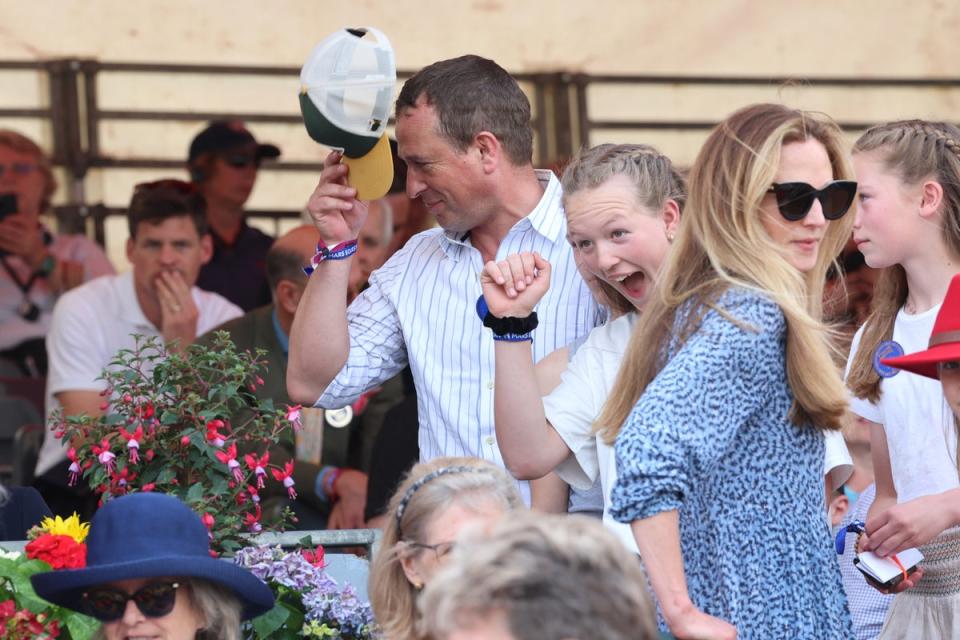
[[0, 163, 37, 178], [81, 581, 181, 622], [409, 541, 456, 561], [134, 179, 197, 195], [767, 180, 857, 222], [222, 153, 260, 169]]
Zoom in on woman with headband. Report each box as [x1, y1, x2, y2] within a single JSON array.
[[368, 456, 523, 639]]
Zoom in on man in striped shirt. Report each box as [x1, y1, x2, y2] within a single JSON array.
[[288, 55, 603, 502]]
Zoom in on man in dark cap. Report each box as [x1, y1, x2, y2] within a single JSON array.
[[187, 120, 281, 311]]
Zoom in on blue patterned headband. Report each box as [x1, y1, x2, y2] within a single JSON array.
[[395, 465, 491, 538]]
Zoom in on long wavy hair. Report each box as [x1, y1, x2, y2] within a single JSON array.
[[596, 103, 854, 442]]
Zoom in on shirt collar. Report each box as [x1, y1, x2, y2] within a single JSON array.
[[437, 169, 564, 260]]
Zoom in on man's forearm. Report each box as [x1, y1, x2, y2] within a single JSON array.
[[287, 259, 352, 403]]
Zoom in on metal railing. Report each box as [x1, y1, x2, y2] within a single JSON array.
[[4, 58, 960, 243]]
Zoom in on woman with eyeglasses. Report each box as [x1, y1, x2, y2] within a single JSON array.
[[0, 129, 114, 376], [368, 456, 523, 639], [32, 492, 274, 640], [601, 104, 856, 639]]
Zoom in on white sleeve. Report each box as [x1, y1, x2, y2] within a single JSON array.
[[845, 324, 883, 424], [316, 262, 408, 409], [543, 344, 603, 491], [823, 430, 853, 490]]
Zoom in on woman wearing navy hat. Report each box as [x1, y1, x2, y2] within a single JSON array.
[[31, 492, 274, 640]]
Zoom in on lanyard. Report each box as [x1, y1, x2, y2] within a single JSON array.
[[1, 256, 41, 322]]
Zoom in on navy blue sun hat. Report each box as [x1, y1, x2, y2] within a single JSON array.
[[31, 492, 274, 620]]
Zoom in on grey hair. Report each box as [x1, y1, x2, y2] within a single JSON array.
[[93, 579, 242, 640], [418, 513, 660, 640]]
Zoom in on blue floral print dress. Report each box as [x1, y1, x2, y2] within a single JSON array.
[[610, 288, 852, 639]]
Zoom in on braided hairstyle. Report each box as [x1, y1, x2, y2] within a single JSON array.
[[847, 120, 960, 401], [560, 143, 687, 316]]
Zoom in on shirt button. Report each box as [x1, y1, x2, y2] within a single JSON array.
[[485, 436, 495, 445], [486, 380, 494, 390]]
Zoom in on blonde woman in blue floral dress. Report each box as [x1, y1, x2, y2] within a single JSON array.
[[604, 104, 857, 639]]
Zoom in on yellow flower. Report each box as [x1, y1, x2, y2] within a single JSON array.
[[38, 513, 90, 543]]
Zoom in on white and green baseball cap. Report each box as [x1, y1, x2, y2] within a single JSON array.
[[299, 27, 396, 201]]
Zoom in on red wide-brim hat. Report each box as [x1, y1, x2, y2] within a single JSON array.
[[881, 273, 960, 380]]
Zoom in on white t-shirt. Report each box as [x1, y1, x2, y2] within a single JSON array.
[[545, 313, 854, 554], [36, 271, 243, 476], [847, 304, 960, 503]]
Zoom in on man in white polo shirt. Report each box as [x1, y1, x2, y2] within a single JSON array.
[[34, 180, 242, 516]]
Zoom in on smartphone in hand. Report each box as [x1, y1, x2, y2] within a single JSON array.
[[0, 193, 17, 220]]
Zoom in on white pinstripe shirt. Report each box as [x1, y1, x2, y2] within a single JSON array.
[[316, 170, 604, 501]]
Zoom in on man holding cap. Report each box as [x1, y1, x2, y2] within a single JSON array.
[[187, 120, 280, 311], [288, 47, 602, 503]]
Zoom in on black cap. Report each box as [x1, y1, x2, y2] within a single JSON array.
[[187, 120, 281, 164]]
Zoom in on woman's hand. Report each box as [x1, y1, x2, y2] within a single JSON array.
[[480, 251, 550, 318], [666, 602, 737, 640]]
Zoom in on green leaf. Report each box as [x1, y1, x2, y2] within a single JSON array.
[[185, 482, 205, 502], [251, 599, 292, 637], [64, 609, 99, 640]]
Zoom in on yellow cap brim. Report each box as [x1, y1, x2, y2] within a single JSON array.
[[343, 135, 394, 201]]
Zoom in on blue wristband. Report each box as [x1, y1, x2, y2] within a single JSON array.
[[303, 240, 358, 276], [493, 332, 533, 342]]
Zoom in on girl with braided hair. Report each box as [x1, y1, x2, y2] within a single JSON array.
[[482, 143, 686, 554], [846, 120, 960, 637]]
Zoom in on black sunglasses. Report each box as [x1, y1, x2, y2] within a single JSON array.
[[82, 581, 181, 622], [767, 180, 857, 222], [222, 153, 260, 169]]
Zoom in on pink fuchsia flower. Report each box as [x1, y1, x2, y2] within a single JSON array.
[[285, 404, 303, 432], [205, 420, 227, 448], [201, 513, 214, 530], [91, 440, 116, 475], [246, 485, 261, 504], [66, 447, 82, 487], [215, 444, 244, 483], [118, 425, 143, 464], [272, 460, 297, 500], [244, 453, 269, 489], [243, 504, 262, 533]]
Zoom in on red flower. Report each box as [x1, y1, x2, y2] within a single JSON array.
[[301, 547, 326, 568], [25, 533, 86, 569], [118, 426, 143, 464], [215, 444, 243, 483], [271, 460, 297, 500], [244, 452, 269, 489]]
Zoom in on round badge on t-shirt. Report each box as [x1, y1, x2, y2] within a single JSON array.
[[873, 340, 904, 378]]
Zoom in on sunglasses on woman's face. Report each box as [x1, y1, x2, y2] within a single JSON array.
[[81, 581, 181, 622], [767, 180, 858, 222]]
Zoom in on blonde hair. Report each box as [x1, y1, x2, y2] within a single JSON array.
[[597, 103, 854, 442], [418, 513, 659, 640], [368, 457, 522, 640], [0, 129, 57, 212], [561, 143, 687, 316], [847, 120, 960, 401]]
